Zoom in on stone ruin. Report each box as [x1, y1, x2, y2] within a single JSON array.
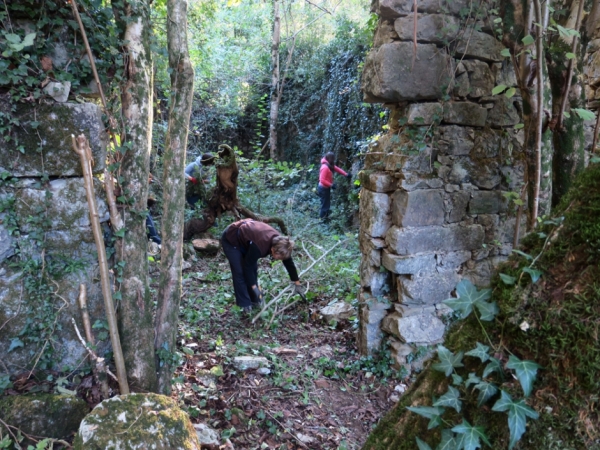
[[356, 0, 527, 368], [356, 0, 599, 370], [0, 100, 109, 372]]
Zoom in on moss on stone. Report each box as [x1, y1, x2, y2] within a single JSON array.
[[363, 164, 600, 449], [73, 393, 200, 450]]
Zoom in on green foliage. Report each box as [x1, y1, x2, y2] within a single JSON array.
[[443, 280, 497, 321], [492, 391, 539, 449]]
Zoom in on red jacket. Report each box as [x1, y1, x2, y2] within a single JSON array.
[[318, 157, 348, 188]]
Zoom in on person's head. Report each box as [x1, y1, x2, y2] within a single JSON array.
[[270, 236, 294, 260], [201, 153, 215, 166], [324, 152, 335, 166]]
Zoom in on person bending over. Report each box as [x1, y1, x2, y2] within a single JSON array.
[[221, 219, 303, 314], [317, 152, 351, 220]]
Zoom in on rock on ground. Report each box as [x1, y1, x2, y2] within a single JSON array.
[[73, 393, 200, 449]]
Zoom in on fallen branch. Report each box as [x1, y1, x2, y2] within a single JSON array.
[[72, 318, 118, 384]]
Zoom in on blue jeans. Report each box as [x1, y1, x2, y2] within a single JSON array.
[[221, 230, 257, 308], [317, 184, 331, 219]]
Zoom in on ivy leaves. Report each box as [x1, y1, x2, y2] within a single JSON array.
[[492, 391, 539, 449], [443, 280, 498, 321], [433, 346, 464, 376], [507, 356, 540, 397]]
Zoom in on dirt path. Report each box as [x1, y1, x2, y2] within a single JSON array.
[[164, 248, 403, 450]]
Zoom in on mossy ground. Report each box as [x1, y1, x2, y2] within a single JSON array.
[[363, 164, 600, 450]]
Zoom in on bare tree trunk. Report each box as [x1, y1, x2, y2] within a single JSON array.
[[269, 0, 281, 160], [154, 0, 194, 395], [113, 0, 157, 393]]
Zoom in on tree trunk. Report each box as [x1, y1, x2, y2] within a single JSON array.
[[269, 0, 281, 160], [547, 0, 586, 206], [154, 0, 195, 394], [112, 0, 157, 393]]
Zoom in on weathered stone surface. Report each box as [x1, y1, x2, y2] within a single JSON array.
[[469, 190, 508, 214], [463, 256, 506, 287], [0, 217, 15, 264], [398, 271, 460, 304], [359, 171, 397, 192], [364, 152, 385, 169], [360, 259, 390, 295], [394, 14, 459, 44], [358, 318, 385, 355], [468, 159, 502, 189], [386, 224, 485, 255], [448, 160, 470, 184], [391, 189, 445, 227], [359, 301, 389, 325], [383, 154, 409, 171], [0, 102, 107, 177], [194, 423, 220, 447], [14, 178, 109, 233], [373, 19, 399, 47], [407, 103, 443, 125], [382, 251, 436, 275], [389, 338, 414, 365], [362, 42, 450, 102], [443, 102, 488, 127], [381, 312, 446, 343], [452, 72, 471, 98], [462, 60, 494, 99], [0, 394, 88, 441], [436, 250, 471, 271], [373, 0, 469, 18], [359, 189, 391, 238], [43, 80, 71, 102], [233, 356, 269, 370], [446, 190, 470, 222], [492, 61, 518, 89], [358, 289, 393, 310], [486, 96, 521, 127], [320, 301, 356, 321], [438, 125, 475, 155], [454, 31, 504, 62], [74, 393, 200, 450]]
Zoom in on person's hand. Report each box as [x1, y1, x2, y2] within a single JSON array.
[[331, 183, 337, 190], [346, 173, 351, 179], [189, 177, 198, 184], [251, 285, 264, 304], [293, 283, 305, 295]]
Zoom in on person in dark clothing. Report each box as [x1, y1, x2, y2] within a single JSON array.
[[185, 153, 215, 207], [317, 152, 350, 220], [221, 219, 304, 313], [146, 214, 161, 245]]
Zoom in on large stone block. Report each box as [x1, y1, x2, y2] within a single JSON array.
[[386, 224, 485, 255], [394, 14, 459, 44], [407, 103, 443, 125], [362, 42, 450, 102], [485, 96, 521, 128], [373, 0, 470, 19], [359, 189, 391, 238], [438, 125, 475, 155], [14, 178, 109, 233], [446, 190, 470, 222], [469, 190, 508, 214], [382, 251, 436, 274], [373, 19, 399, 47], [443, 102, 488, 127], [360, 259, 390, 295], [357, 318, 385, 355], [0, 217, 15, 264], [359, 171, 397, 192], [0, 102, 107, 177], [454, 31, 504, 62], [398, 271, 460, 304], [468, 159, 502, 189], [391, 189, 445, 226], [364, 152, 385, 169], [462, 60, 494, 99], [381, 311, 446, 343]]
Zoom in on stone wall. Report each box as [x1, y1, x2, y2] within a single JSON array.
[[0, 100, 109, 372], [357, 0, 527, 368]]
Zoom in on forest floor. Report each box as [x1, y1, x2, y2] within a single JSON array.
[[150, 176, 408, 450]]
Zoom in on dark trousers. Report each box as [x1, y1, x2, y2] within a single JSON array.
[[221, 231, 257, 308], [317, 184, 331, 219], [146, 214, 161, 244]]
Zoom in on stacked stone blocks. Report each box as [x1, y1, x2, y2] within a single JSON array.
[[358, 0, 527, 370]]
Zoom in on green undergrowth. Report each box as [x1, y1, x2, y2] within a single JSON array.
[[363, 163, 600, 450]]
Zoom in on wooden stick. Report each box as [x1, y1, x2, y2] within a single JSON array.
[[72, 134, 129, 395], [77, 284, 110, 398]]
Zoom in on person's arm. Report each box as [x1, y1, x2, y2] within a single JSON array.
[[243, 243, 262, 287], [184, 163, 197, 182], [333, 165, 348, 177], [281, 257, 299, 283]]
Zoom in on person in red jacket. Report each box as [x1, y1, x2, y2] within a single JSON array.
[[317, 152, 351, 220]]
